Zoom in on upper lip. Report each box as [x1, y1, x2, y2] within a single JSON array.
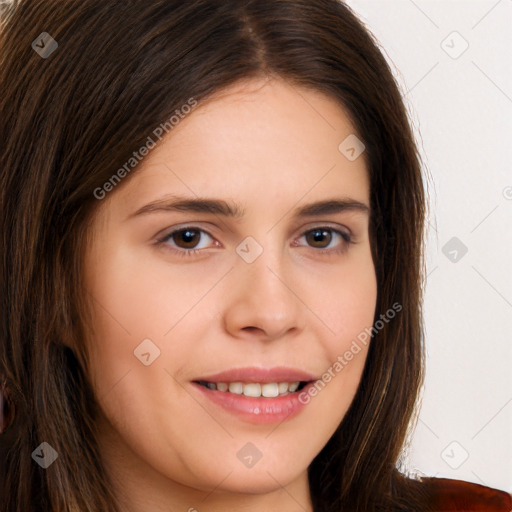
[[194, 366, 318, 383]]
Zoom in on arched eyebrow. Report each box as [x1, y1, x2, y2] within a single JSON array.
[[127, 195, 370, 220]]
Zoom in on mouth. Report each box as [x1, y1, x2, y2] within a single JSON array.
[[190, 367, 317, 424], [194, 380, 310, 397]]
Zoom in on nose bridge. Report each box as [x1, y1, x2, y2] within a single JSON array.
[[223, 232, 304, 339], [236, 232, 290, 297]]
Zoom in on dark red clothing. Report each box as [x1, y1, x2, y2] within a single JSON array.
[[424, 477, 512, 511]]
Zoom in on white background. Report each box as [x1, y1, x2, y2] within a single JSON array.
[[348, 0, 512, 492]]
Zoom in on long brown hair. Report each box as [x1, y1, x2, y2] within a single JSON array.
[[0, 1, 427, 510]]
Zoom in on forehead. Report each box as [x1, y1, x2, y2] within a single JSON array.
[[107, 78, 369, 216]]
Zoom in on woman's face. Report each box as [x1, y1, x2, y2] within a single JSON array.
[[84, 78, 377, 506]]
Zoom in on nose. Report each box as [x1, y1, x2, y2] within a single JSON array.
[[222, 245, 306, 342]]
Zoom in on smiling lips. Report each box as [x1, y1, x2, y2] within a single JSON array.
[[194, 366, 316, 396], [192, 366, 318, 424]]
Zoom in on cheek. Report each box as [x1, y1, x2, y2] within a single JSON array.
[[306, 251, 377, 397], [86, 240, 227, 343], [83, 243, 222, 426], [311, 249, 378, 349], [83, 243, 168, 397]]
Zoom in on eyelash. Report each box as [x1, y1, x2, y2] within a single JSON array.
[[155, 226, 354, 258]]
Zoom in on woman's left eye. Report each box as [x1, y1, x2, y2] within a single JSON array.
[[156, 226, 353, 257], [295, 227, 352, 253]]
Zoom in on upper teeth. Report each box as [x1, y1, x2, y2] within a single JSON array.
[[202, 381, 301, 397]]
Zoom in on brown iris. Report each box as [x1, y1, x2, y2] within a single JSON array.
[[172, 229, 201, 249], [305, 228, 332, 249]]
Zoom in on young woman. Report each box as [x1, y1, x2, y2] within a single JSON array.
[[1, 1, 510, 511]]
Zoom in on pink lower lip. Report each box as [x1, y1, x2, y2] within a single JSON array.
[[192, 382, 313, 424]]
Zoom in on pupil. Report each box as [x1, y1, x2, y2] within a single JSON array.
[[308, 229, 331, 248], [176, 229, 199, 248]]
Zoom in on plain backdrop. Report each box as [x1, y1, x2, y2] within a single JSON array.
[[348, 0, 512, 492]]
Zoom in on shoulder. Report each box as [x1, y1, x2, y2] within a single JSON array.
[[419, 476, 512, 511]]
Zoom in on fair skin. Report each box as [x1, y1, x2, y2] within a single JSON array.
[[83, 77, 377, 512]]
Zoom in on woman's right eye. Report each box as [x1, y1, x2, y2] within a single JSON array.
[[156, 227, 217, 257]]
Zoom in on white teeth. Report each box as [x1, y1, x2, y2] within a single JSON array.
[[288, 382, 299, 392], [216, 382, 228, 392], [278, 382, 289, 394], [243, 383, 261, 397], [203, 381, 302, 397], [261, 382, 279, 397], [228, 382, 243, 394]]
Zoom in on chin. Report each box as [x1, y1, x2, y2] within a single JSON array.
[[213, 472, 297, 495]]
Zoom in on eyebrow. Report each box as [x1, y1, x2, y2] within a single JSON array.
[[127, 195, 370, 220]]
